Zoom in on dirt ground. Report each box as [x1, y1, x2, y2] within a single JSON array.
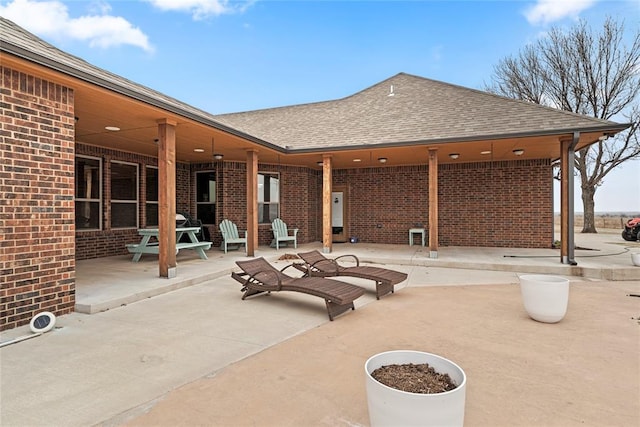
[[554, 213, 636, 231], [370, 362, 457, 394], [125, 281, 639, 427]]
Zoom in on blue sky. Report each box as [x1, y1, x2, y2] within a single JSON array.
[[1, 0, 638, 213]]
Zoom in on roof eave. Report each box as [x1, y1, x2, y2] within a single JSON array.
[[1, 42, 287, 154]]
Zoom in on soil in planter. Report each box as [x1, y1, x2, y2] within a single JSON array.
[[371, 363, 457, 394]]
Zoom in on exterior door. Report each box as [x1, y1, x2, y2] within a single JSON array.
[[331, 186, 348, 242]]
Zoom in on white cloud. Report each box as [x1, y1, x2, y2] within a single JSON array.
[[87, 0, 112, 15], [524, 0, 597, 25], [0, 0, 153, 52], [146, 0, 254, 20]]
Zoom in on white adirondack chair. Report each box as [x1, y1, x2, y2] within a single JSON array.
[[219, 219, 247, 254], [271, 218, 298, 250]]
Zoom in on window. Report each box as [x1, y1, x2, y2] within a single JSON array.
[[258, 172, 279, 223], [145, 166, 158, 227], [111, 161, 138, 228], [75, 156, 102, 230], [196, 171, 216, 225]]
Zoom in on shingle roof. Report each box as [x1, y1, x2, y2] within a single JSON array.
[[213, 72, 622, 150]]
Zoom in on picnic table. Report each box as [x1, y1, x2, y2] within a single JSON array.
[[126, 227, 212, 262]]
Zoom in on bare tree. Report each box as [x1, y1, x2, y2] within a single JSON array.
[[487, 17, 640, 232]]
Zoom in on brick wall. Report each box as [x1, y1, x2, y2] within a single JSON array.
[[1, 67, 76, 331], [334, 165, 428, 244], [74, 144, 191, 260], [213, 159, 552, 248], [214, 161, 242, 246], [334, 159, 553, 247], [214, 161, 322, 247], [439, 160, 553, 247]]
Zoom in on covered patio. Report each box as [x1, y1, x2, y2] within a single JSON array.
[[0, 16, 632, 332]]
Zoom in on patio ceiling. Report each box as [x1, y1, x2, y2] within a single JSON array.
[[1, 53, 623, 170]]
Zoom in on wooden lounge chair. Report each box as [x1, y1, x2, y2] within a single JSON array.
[[231, 257, 365, 321], [294, 250, 408, 300], [271, 218, 298, 249], [219, 219, 247, 254]]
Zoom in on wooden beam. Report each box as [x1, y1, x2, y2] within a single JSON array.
[[322, 155, 333, 253], [246, 150, 258, 257], [157, 119, 177, 278], [428, 148, 438, 258]]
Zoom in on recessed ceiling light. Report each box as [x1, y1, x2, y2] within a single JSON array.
[[105, 126, 120, 131], [193, 148, 205, 153], [353, 159, 362, 162], [481, 150, 491, 155]]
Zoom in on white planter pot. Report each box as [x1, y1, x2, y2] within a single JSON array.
[[519, 274, 570, 323], [365, 350, 466, 427], [631, 253, 640, 267]]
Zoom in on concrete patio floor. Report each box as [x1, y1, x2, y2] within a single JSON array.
[[0, 229, 639, 426]]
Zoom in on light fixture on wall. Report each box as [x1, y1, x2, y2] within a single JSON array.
[[378, 157, 388, 163], [317, 161, 324, 166], [512, 149, 525, 156], [449, 153, 460, 159], [213, 154, 223, 160]]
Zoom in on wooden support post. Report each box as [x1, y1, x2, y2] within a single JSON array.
[[157, 119, 177, 278], [322, 155, 333, 254], [428, 148, 438, 258], [246, 150, 258, 257]]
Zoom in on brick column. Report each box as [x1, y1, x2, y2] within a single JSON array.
[[1, 67, 76, 330]]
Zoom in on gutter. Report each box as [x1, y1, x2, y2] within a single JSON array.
[[279, 124, 631, 154]]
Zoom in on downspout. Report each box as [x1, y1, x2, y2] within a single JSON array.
[[562, 132, 579, 265]]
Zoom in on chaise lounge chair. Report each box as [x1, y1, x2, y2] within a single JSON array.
[[231, 257, 365, 321], [294, 250, 408, 300]]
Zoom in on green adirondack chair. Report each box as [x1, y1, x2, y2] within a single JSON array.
[[271, 218, 298, 250], [219, 219, 247, 254]]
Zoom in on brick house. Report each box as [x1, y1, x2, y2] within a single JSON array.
[[0, 17, 628, 330]]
